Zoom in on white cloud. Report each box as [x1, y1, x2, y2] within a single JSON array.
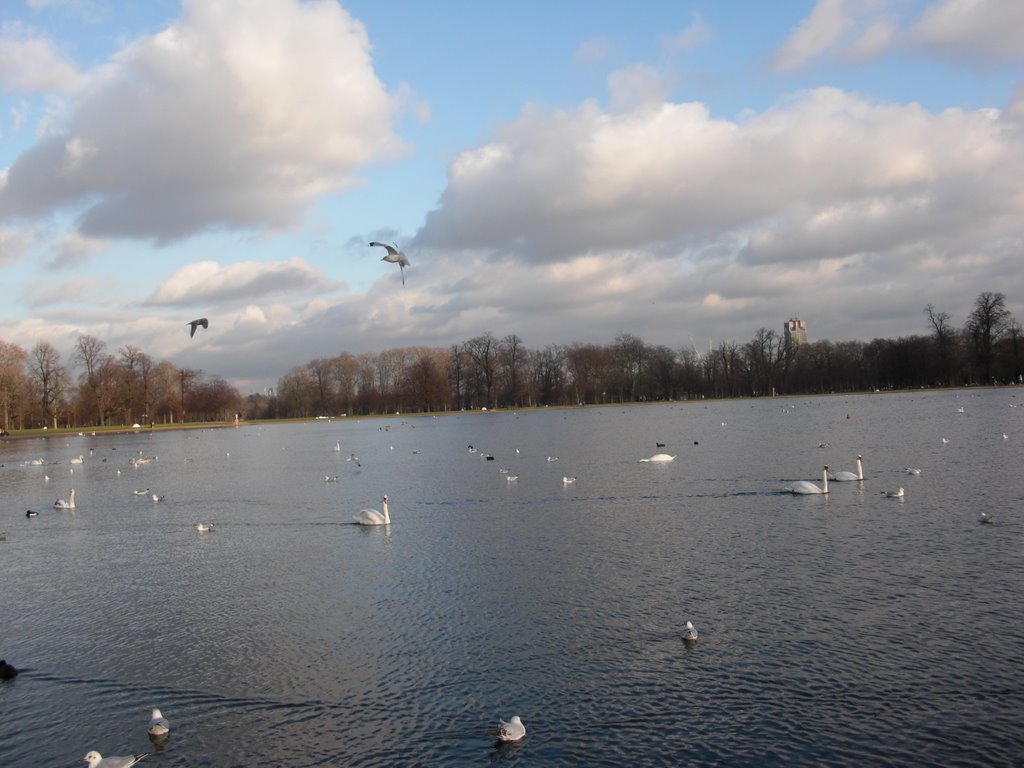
[[770, 0, 853, 72], [665, 12, 712, 53], [573, 38, 613, 67], [46, 230, 108, 270], [146, 257, 342, 306], [607, 65, 676, 112], [909, 0, 1024, 65], [0, 21, 84, 92], [0, 0, 405, 242], [0, 226, 34, 265]]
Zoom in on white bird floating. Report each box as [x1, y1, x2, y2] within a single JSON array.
[[495, 715, 526, 742], [683, 620, 699, 643], [942, 437, 950, 444], [151, 493, 164, 502], [132, 488, 150, 496], [369, 241, 410, 285], [354, 495, 390, 526], [562, 476, 577, 484], [70, 455, 84, 464], [54, 488, 76, 509], [195, 522, 215, 533], [333, 441, 341, 452], [830, 456, 864, 482], [882, 487, 905, 499], [979, 512, 994, 525], [904, 467, 922, 475], [81, 751, 149, 768], [785, 466, 830, 495], [147, 708, 170, 737], [639, 453, 676, 463]]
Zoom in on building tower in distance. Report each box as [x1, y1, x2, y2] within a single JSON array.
[[784, 316, 807, 347]]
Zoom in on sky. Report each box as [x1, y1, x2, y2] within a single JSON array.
[[1, 0, 1022, 393]]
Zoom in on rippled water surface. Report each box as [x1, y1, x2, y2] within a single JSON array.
[[2, 389, 1023, 766]]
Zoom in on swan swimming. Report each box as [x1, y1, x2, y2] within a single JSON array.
[[54, 489, 76, 509], [494, 715, 526, 742], [639, 453, 676, 463], [786, 467, 829, 495], [830, 456, 864, 482], [354, 495, 390, 526]]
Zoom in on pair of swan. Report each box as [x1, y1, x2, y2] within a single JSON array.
[[354, 495, 390, 526]]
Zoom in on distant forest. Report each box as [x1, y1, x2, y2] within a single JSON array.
[[1, 292, 1020, 431]]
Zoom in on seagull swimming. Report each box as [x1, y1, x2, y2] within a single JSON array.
[[682, 620, 699, 643], [187, 318, 208, 338], [494, 715, 526, 742], [147, 708, 170, 737], [979, 512, 994, 524], [81, 751, 148, 768], [882, 487, 905, 498], [195, 522, 214, 532], [562, 476, 577, 484], [369, 241, 410, 285]]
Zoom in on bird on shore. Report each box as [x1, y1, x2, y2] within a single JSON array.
[[187, 318, 208, 338], [147, 708, 170, 737], [81, 751, 148, 768], [494, 715, 526, 742], [369, 241, 410, 285]]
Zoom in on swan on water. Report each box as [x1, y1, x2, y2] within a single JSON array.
[[333, 441, 341, 452], [70, 455, 84, 464], [785, 467, 829, 495], [354, 495, 390, 525], [54, 489, 75, 509], [639, 453, 676, 463], [830, 455, 864, 482], [494, 715, 526, 742]]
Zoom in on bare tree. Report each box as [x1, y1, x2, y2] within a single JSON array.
[[0, 341, 30, 431], [30, 341, 68, 428], [965, 292, 1012, 383]]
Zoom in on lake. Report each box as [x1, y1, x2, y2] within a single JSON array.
[[1, 388, 1022, 767]]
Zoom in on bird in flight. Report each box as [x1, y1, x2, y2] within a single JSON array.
[[369, 241, 410, 285], [187, 318, 208, 338]]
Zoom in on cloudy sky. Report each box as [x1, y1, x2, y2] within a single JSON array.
[[1, 0, 1022, 392]]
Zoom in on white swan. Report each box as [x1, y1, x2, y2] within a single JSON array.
[[54, 488, 75, 509], [495, 715, 526, 742], [786, 467, 829, 495], [70, 455, 84, 464], [830, 455, 864, 482], [639, 453, 676, 463], [354, 495, 390, 526]]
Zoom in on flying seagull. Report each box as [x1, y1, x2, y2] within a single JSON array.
[[187, 318, 208, 338], [369, 241, 410, 285]]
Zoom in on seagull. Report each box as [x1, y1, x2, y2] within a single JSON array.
[[562, 476, 577, 484], [369, 241, 410, 285], [187, 318, 209, 338], [132, 489, 150, 496], [81, 751, 148, 768], [494, 715, 526, 742], [682, 620, 699, 643], [151, 493, 164, 502], [882, 487, 905, 498], [147, 708, 170, 737], [904, 467, 922, 475], [195, 522, 214, 532], [979, 512, 994, 524]]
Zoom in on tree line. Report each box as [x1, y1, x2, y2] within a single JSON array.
[[260, 291, 1021, 419], [1, 292, 1019, 431], [0, 336, 244, 431]]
